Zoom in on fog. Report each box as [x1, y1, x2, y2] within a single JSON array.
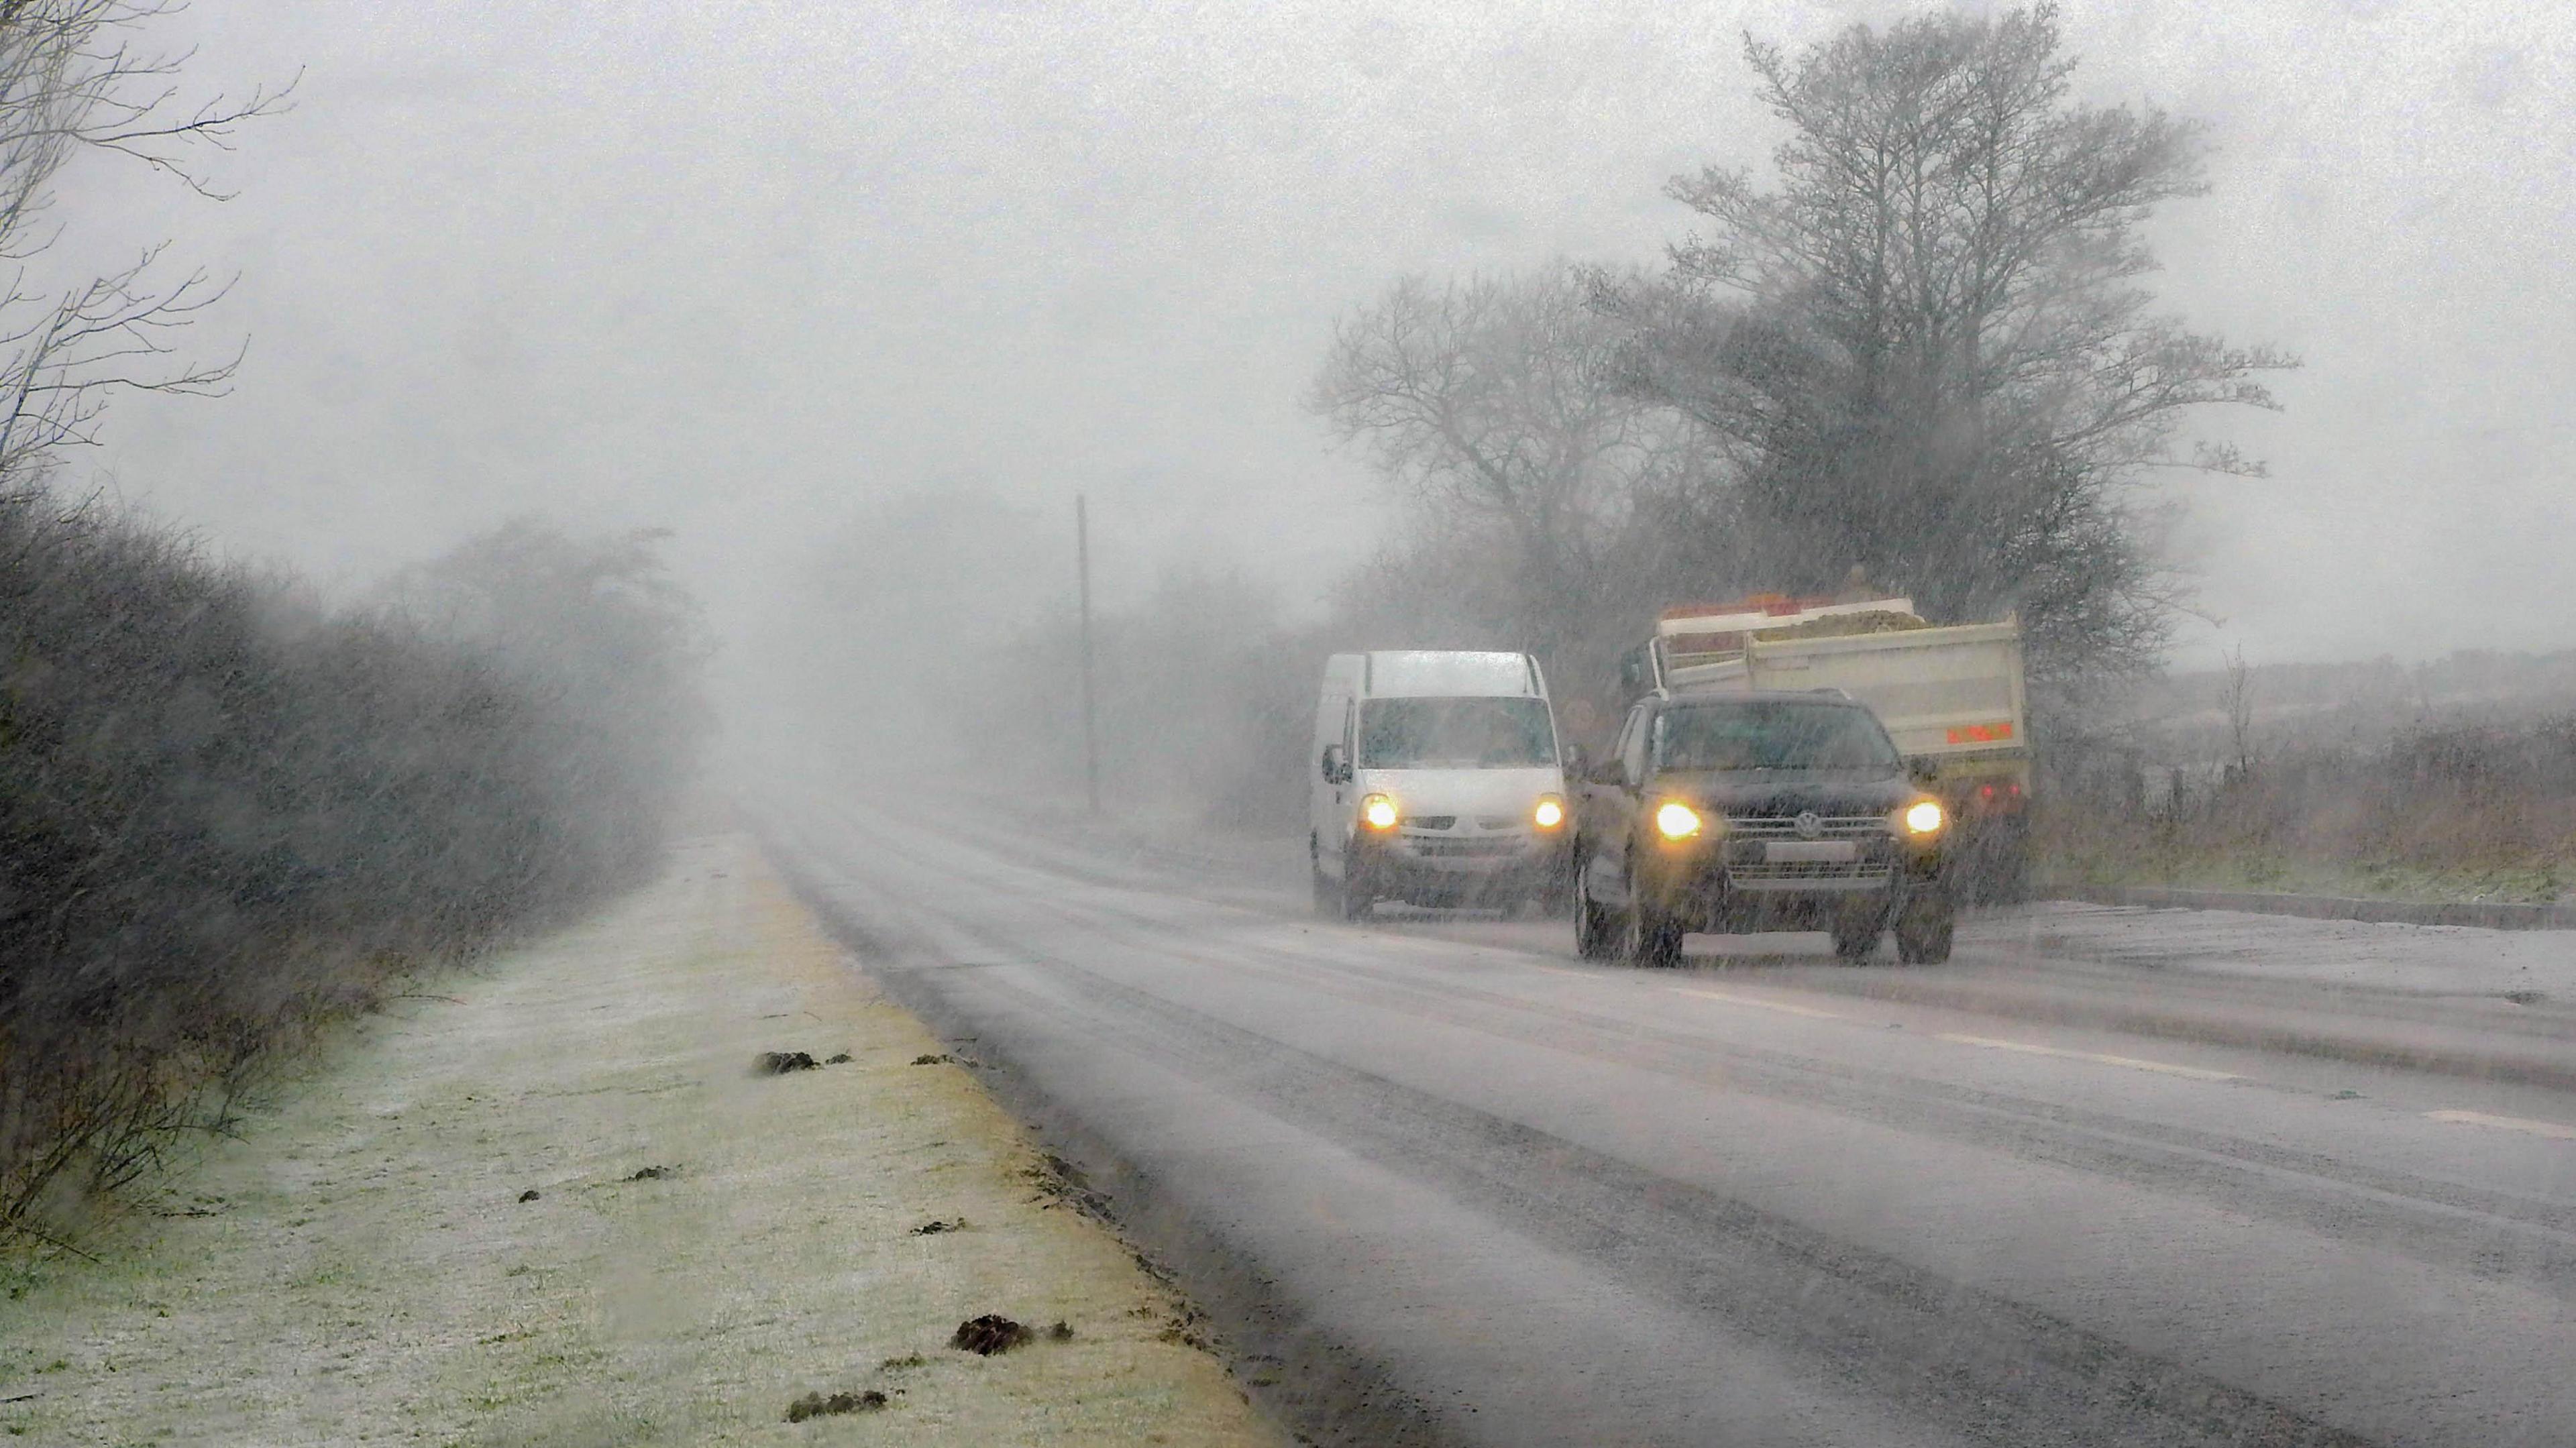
[[17, 9, 2576, 1437], [49, 0, 2576, 675]]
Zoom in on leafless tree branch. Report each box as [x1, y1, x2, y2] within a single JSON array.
[[0, 1, 287, 494]]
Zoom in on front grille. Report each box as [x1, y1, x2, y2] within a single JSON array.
[[1477, 815, 1519, 831], [1727, 862, 1893, 884], [1405, 816, 1457, 831], [1725, 814, 1890, 838], [1410, 837, 1527, 858]]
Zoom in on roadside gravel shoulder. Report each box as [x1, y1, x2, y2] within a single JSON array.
[[1, 833, 1281, 1447]]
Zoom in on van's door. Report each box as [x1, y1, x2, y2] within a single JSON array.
[[1311, 690, 1356, 879]]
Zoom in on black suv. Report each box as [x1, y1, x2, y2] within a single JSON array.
[[1571, 691, 1954, 966]]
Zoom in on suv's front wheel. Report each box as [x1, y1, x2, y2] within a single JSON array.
[[1621, 870, 1685, 969], [1894, 895, 1955, 964], [1829, 907, 1883, 962]]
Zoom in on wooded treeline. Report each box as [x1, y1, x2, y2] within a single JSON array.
[[1311, 5, 2288, 700], [946, 6, 2291, 830]]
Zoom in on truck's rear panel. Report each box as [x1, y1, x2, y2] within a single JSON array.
[[1742, 622, 2025, 764]]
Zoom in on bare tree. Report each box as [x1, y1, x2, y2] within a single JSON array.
[[2220, 644, 2258, 785], [0, 1, 290, 485], [1619, 4, 2292, 684], [1307, 262, 1693, 663]]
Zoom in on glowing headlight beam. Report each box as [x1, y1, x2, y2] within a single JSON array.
[[1361, 793, 1399, 830], [1655, 801, 1703, 840], [1533, 795, 1566, 830], [1904, 800, 1945, 834]]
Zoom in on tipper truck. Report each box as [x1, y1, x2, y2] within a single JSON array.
[[1617, 594, 2032, 895]]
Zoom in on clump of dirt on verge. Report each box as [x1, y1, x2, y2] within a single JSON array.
[[824, 1052, 853, 1064], [1022, 1152, 1113, 1219], [625, 1164, 678, 1182], [784, 1389, 885, 1422], [1046, 1319, 1074, 1341], [755, 1050, 820, 1074], [910, 1053, 951, 1066], [517, 1188, 541, 1203], [950, 1314, 1033, 1355], [910, 1217, 965, 1236]]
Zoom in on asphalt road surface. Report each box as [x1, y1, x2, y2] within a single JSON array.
[[761, 797, 2576, 1448]]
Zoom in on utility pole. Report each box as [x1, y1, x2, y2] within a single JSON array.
[[1077, 493, 1100, 814]]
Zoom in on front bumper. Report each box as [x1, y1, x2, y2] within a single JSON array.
[[1350, 828, 1572, 903], [1637, 823, 1945, 928]]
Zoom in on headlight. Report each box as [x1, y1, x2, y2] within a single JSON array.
[[1904, 799, 1945, 835], [1533, 795, 1565, 830], [1654, 801, 1703, 840], [1361, 793, 1399, 831]]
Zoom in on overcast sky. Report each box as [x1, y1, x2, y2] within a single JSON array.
[[57, 0, 2576, 665]]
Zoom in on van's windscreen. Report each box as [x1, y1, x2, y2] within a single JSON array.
[[1359, 698, 1555, 769], [1655, 701, 1899, 771]]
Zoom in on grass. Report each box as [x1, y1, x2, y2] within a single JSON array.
[[2039, 817, 2571, 905], [0, 835, 1282, 1448]]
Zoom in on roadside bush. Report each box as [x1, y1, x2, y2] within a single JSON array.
[[2037, 712, 2576, 899], [0, 498, 707, 1239]]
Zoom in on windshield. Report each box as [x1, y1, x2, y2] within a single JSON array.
[[1654, 700, 1900, 773], [1358, 697, 1556, 769]]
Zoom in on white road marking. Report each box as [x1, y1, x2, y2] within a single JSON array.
[[1934, 1033, 2241, 1081], [1672, 987, 1845, 1019], [2424, 1109, 2576, 1141]]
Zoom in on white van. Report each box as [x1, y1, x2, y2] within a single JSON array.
[[1310, 651, 1572, 919]]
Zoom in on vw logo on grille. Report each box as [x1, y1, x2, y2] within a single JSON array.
[[1793, 811, 1823, 839]]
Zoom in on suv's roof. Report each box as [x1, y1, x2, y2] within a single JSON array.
[[1652, 688, 1862, 707]]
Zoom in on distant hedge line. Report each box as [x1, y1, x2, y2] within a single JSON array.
[[0, 496, 706, 1236], [2043, 712, 2576, 900]]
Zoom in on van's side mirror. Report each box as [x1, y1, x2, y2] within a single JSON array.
[[1321, 744, 1351, 785], [1907, 757, 1937, 787], [1592, 755, 1628, 788]]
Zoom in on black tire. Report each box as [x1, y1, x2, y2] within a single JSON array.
[[1574, 858, 1617, 960], [1957, 824, 2032, 905], [1311, 840, 1339, 918], [1532, 860, 1576, 921], [1895, 897, 1955, 964], [1621, 873, 1685, 968], [1340, 861, 1375, 922], [1984, 837, 2033, 905], [1829, 921, 1880, 962]]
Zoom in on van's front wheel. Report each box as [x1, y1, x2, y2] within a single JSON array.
[[1340, 854, 1376, 922]]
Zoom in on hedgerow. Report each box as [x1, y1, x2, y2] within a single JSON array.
[[0, 496, 706, 1241]]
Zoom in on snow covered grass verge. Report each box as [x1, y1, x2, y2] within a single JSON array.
[[0, 833, 1279, 1447]]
